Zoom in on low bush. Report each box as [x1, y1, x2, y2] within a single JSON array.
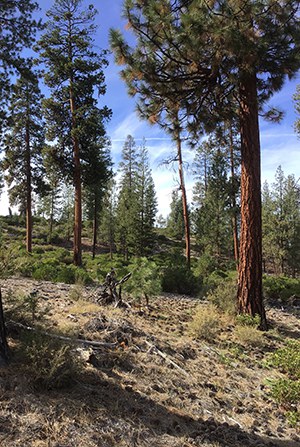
[[23, 333, 82, 390], [206, 280, 237, 315], [124, 257, 161, 301], [267, 340, 300, 379], [268, 378, 300, 407], [162, 264, 200, 295], [190, 304, 221, 341], [263, 275, 300, 303], [234, 325, 265, 347], [235, 314, 261, 327]]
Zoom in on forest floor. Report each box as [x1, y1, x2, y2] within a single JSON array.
[[0, 276, 299, 447]]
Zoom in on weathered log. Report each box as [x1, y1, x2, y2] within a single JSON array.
[[8, 320, 118, 349]]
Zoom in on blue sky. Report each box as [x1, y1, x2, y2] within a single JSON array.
[[0, 0, 299, 216]]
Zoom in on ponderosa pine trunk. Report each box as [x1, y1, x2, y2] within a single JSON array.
[[175, 127, 191, 268], [70, 89, 82, 267], [25, 119, 32, 253], [237, 72, 267, 330]]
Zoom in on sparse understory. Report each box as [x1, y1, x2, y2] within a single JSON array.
[[0, 277, 299, 447]]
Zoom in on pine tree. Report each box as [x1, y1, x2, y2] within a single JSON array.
[[294, 84, 300, 136], [0, 1, 41, 124], [135, 140, 157, 255], [3, 70, 46, 252], [82, 111, 112, 259], [111, 0, 300, 328], [110, 25, 191, 266], [116, 135, 139, 259], [193, 146, 232, 264], [99, 178, 118, 260], [262, 167, 300, 276], [38, 144, 64, 242], [37, 0, 110, 266], [167, 190, 185, 241]]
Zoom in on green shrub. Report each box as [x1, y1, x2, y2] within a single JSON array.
[[263, 275, 300, 303], [286, 411, 300, 428], [190, 304, 221, 341], [56, 266, 76, 284], [124, 257, 161, 300], [268, 341, 300, 379], [207, 280, 237, 315], [193, 253, 219, 278], [162, 264, 200, 295], [75, 268, 93, 285], [32, 263, 58, 281], [268, 378, 300, 407], [235, 313, 261, 327], [23, 333, 82, 390]]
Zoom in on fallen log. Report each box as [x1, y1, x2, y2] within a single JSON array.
[[7, 320, 118, 349]]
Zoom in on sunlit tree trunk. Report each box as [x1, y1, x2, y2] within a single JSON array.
[[237, 72, 267, 329]]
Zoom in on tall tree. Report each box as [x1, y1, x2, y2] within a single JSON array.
[[0, 0, 41, 121], [135, 140, 157, 255], [167, 189, 185, 241], [82, 109, 112, 259], [116, 135, 139, 260], [193, 144, 232, 264], [37, 0, 110, 266], [99, 177, 118, 260], [110, 29, 192, 266], [111, 0, 300, 328], [3, 70, 46, 252], [262, 168, 300, 276]]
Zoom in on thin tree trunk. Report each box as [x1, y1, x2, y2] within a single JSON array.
[[25, 118, 32, 253], [229, 127, 239, 265], [49, 189, 55, 242], [0, 288, 9, 365], [92, 194, 98, 260], [70, 87, 82, 267], [175, 127, 191, 268], [237, 72, 267, 330]]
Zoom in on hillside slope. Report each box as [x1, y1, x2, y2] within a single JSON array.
[[0, 277, 299, 447]]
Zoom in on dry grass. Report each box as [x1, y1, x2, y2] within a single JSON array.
[[189, 304, 221, 341], [0, 278, 300, 446], [233, 325, 266, 347]]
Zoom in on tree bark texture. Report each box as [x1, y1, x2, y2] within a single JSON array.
[[0, 288, 9, 365], [237, 72, 267, 329]]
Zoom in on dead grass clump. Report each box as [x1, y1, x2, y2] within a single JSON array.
[[68, 299, 100, 315], [189, 304, 221, 341], [233, 325, 265, 347]]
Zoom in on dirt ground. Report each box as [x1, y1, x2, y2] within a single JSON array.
[[0, 276, 299, 447]]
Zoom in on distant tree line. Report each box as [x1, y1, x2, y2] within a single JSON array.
[[0, 0, 300, 333]]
